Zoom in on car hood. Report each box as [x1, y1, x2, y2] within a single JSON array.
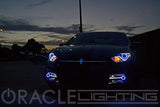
[[53, 45, 130, 60]]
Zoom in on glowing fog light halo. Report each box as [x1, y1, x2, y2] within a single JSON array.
[[46, 72, 57, 81], [109, 74, 126, 80], [111, 53, 131, 63], [120, 74, 126, 80], [49, 53, 57, 62]]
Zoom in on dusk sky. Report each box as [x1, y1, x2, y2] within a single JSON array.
[[0, 0, 160, 49]]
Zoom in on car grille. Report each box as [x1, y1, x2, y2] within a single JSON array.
[[59, 59, 107, 64]]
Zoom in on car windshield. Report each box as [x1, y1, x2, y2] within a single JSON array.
[[65, 32, 129, 46]]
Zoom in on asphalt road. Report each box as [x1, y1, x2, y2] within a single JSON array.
[[0, 61, 159, 107], [0, 61, 49, 91]]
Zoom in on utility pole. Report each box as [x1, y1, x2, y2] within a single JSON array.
[[79, 0, 83, 33]]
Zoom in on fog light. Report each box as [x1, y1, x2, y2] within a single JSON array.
[[121, 75, 126, 80], [109, 74, 126, 80], [108, 74, 126, 84], [46, 72, 57, 81]]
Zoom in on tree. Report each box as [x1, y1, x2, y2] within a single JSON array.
[[23, 38, 45, 54], [12, 44, 22, 55], [0, 47, 11, 56]]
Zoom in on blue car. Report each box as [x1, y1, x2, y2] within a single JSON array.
[[45, 32, 136, 89]]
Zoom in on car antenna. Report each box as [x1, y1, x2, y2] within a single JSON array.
[[79, 0, 83, 33]]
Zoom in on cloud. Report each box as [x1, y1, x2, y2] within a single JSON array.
[[0, 38, 59, 46], [109, 18, 115, 22], [0, 39, 26, 45], [114, 25, 145, 32], [48, 34, 71, 40], [40, 40, 61, 45], [27, 0, 54, 8], [0, 17, 29, 26], [0, 18, 79, 34], [0, 39, 62, 47], [0, 17, 95, 34]]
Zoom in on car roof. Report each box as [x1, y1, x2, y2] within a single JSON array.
[[76, 32, 126, 37]]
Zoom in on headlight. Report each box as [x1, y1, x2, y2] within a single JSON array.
[[49, 53, 57, 62], [111, 53, 131, 63]]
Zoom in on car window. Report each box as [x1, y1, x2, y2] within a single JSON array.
[[65, 32, 129, 46]]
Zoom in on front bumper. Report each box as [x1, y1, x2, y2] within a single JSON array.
[[45, 61, 133, 88]]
